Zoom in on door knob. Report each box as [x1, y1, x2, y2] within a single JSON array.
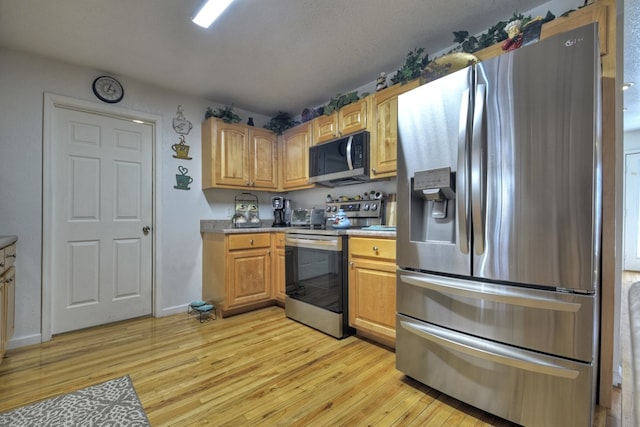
[[142, 226, 151, 234]]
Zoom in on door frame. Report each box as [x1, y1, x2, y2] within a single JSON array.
[[42, 93, 162, 342]]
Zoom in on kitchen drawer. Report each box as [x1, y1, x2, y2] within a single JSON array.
[[396, 313, 594, 427], [227, 233, 271, 251], [349, 237, 395, 261], [397, 269, 596, 362]]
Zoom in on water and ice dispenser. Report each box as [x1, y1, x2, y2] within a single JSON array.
[[410, 167, 457, 244]]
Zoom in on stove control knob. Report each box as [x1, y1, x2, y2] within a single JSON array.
[[363, 203, 370, 211], [326, 206, 332, 212], [332, 206, 338, 212], [371, 203, 378, 211]]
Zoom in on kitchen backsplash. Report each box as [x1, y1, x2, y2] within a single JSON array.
[[202, 178, 397, 221]]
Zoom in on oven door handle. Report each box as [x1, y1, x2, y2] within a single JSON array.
[[285, 237, 341, 251]]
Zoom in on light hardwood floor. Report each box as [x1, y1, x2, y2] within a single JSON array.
[[0, 306, 616, 426]]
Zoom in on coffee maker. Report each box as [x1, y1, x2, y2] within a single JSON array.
[[271, 196, 288, 227]]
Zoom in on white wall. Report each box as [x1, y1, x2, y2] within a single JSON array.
[[0, 47, 269, 347]]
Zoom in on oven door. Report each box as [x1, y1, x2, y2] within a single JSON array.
[[285, 233, 345, 313]]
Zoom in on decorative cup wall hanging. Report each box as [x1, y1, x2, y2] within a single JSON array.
[[172, 135, 192, 160], [174, 166, 193, 190], [172, 105, 193, 135]]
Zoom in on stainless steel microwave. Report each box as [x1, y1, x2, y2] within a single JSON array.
[[308, 131, 370, 187]]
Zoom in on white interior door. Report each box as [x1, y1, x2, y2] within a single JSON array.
[[624, 151, 640, 271], [51, 106, 153, 334]]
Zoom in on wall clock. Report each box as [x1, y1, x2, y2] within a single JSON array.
[[92, 75, 124, 103]]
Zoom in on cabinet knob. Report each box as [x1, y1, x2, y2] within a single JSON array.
[[371, 168, 377, 173], [250, 239, 254, 245], [372, 246, 379, 252]]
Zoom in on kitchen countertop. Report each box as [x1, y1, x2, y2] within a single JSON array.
[[0, 235, 18, 249], [200, 220, 395, 238]]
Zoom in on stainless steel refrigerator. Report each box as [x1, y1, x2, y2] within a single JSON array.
[[396, 23, 601, 427]]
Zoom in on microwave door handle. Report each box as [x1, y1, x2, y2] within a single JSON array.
[[346, 135, 354, 170], [471, 83, 486, 255], [457, 89, 470, 254]]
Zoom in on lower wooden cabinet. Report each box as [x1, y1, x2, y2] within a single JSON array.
[[203, 232, 273, 316], [1, 241, 16, 364], [202, 232, 290, 316], [348, 236, 397, 348]]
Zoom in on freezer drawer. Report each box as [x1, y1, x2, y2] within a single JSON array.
[[396, 314, 594, 427], [397, 270, 597, 362]]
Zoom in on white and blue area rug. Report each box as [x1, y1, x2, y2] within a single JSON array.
[[0, 376, 150, 426]]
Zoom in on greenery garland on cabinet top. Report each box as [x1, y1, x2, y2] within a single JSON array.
[[205, 105, 241, 124], [263, 112, 300, 135], [389, 9, 571, 85]]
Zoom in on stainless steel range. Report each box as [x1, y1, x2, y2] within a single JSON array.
[[284, 198, 385, 338]]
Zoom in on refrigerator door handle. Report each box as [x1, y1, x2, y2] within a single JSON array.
[[471, 83, 487, 254], [399, 319, 580, 379], [457, 89, 470, 254], [400, 273, 581, 312]]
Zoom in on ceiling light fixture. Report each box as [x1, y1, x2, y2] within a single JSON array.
[[192, 0, 235, 28], [622, 82, 635, 91]]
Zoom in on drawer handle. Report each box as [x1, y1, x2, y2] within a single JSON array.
[[6, 254, 16, 259], [250, 239, 254, 245]]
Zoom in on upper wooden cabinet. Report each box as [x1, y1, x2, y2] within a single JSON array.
[[280, 123, 315, 191], [313, 98, 368, 145], [370, 80, 420, 179], [202, 118, 278, 191]]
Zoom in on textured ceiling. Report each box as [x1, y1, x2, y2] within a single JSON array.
[[0, 0, 637, 130]]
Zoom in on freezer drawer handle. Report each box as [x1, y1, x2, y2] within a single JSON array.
[[400, 274, 581, 313], [399, 320, 580, 379]]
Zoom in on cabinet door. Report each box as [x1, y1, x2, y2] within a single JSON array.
[[4, 267, 14, 345], [272, 233, 286, 303], [227, 249, 271, 309], [313, 114, 338, 144], [371, 81, 420, 178], [281, 124, 313, 190], [216, 123, 249, 187], [249, 128, 278, 190], [348, 259, 397, 346], [338, 99, 367, 137]]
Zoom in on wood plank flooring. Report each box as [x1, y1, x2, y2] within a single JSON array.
[[0, 306, 613, 426]]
